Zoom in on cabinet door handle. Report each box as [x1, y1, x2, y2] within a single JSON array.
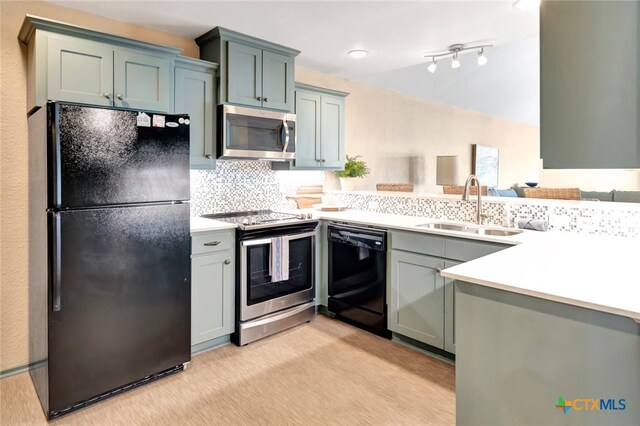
[[263, 97, 268, 102], [224, 259, 231, 265], [204, 241, 221, 246], [256, 96, 262, 101], [104, 92, 112, 99], [116, 94, 124, 100], [435, 267, 442, 274], [205, 154, 213, 159]]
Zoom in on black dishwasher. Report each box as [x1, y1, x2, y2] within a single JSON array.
[[327, 223, 389, 337]]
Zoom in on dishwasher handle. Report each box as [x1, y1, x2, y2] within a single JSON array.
[[327, 225, 386, 251]]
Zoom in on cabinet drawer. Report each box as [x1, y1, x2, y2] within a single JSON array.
[[445, 238, 506, 262], [390, 231, 445, 257], [192, 232, 233, 255]]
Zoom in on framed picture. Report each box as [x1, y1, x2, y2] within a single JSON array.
[[472, 144, 499, 188]]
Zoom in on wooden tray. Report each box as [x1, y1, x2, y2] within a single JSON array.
[[312, 204, 347, 212]]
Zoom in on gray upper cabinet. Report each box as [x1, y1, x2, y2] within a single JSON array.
[[541, 1, 640, 168], [261, 50, 294, 111], [196, 27, 299, 112], [292, 90, 322, 168], [273, 84, 347, 171], [174, 57, 217, 169], [19, 15, 180, 113], [47, 35, 114, 107], [227, 41, 262, 108], [113, 49, 172, 112]]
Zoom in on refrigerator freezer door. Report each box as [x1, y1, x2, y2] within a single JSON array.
[[50, 103, 190, 209], [47, 203, 190, 413]]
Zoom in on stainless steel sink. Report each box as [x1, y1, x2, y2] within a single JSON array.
[[480, 228, 523, 236], [417, 221, 522, 237], [417, 223, 480, 233]]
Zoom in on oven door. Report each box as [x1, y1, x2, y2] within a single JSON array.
[[240, 231, 315, 321]]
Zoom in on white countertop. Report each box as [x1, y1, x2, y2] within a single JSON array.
[[310, 209, 640, 321], [190, 208, 639, 321], [190, 217, 237, 235], [441, 233, 640, 321], [310, 209, 545, 245]]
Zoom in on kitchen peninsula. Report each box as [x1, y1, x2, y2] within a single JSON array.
[[443, 237, 640, 426]]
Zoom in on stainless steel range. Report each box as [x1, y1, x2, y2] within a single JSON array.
[[201, 210, 318, 345], [202, 210, 315, 230]]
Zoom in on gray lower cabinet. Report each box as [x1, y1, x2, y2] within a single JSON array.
[[443, 260, 460, 353], [20, 16, 181, 113], [272, 84, 347, 171], [389, 230, 508, 354], [197, 27, 299, 112], [191, 230, 235, 347], [174, 57, 217, 169], [389, 250, 445, 349]]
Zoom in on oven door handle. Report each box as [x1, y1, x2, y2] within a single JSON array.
[[241, 231, 316, 247]]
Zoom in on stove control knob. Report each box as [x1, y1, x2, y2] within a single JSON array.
[[307, 213, 313, 219], [297, 213, 306, 220], [242, 218, 251, 225]]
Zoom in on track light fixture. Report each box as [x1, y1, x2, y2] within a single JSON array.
[[477, 48, 488, 66], [424, 43, 492, 73], [451, 52, 460, 69], [427, 57, 437, 73]]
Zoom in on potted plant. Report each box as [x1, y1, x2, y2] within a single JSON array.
[[335, 155, 370, 191]]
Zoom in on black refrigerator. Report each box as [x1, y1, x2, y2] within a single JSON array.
[[28, 102, 191, 419]]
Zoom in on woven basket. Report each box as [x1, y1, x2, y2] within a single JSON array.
[[376, 183, 414, 192], [523, 187, 581, 200]]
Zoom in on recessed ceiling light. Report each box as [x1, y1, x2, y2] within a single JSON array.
[[513, 0, 540, 11], [347, 50, 369, 59]]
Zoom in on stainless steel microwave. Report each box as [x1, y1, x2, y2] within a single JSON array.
[[218, 104, 296, 161]]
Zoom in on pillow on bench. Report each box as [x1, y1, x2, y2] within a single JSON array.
[[488, 188, 518, 197], [580, 190, 614, 202]]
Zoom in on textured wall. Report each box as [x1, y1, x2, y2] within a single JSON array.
[[295, 67, 541, 193], [0, 1, 197, 373]]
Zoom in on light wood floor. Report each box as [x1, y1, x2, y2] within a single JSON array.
[[1, 315, 455, 425]]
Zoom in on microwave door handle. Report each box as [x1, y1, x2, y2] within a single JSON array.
[[281, 120, 290, 153]]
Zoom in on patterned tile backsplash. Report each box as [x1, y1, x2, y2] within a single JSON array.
[[190, 161, 322, 216], [191, 162, 640, 238], [325, 191, 640, 238]]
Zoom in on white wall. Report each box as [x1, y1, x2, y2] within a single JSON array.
[[356, 37, 540, 126]]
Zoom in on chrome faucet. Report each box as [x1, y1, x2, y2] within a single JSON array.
[[462, 174, 484, 224]]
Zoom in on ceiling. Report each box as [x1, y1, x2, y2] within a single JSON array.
[[46, 0, 540, 124]]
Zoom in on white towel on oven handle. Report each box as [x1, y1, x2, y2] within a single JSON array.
[[270, 237, 289, 282]]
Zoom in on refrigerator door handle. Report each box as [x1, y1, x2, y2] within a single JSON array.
[[52, 214, 62, 312]]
